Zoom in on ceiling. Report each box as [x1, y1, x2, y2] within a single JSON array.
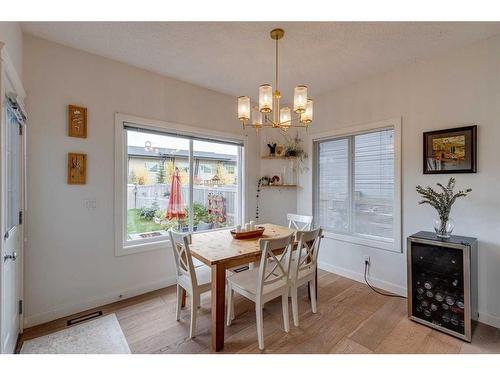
[[21, 22, 500, 102]]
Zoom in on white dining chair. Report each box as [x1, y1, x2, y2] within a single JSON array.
[[169, 229, 211, 338], [287, 213, 313, 231], [289, 228, 323, 327], [226, 233, 294, 350]]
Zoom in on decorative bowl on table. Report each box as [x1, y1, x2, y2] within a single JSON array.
[[230, 226, 265, 239]]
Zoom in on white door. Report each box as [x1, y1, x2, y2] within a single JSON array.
[[1, 104, 23, 354]]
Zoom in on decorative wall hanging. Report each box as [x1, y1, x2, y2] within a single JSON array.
[[67, 153, 87, 184], [68, 104, 87, 138], [275, 144, 286, 157], [423, 125, 477, 174]]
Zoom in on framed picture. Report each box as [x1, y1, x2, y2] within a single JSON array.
[[423, 125, 477, 174], [68, 105, 87, 138], [67, 153, 87, 184]]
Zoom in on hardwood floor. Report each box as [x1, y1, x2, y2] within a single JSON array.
[[20, 270, 500, 354]]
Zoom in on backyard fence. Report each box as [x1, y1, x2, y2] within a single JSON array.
[[127, 183, 238, 223]]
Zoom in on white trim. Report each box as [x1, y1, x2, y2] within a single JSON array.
[[311, 117, 402, 253], [477, 311, 500, 330], [23, 276, 177, 328], [114, 113, 247, 256], [318, 261, 407, 297]]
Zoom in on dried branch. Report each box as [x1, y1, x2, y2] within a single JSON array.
[[416, 177, 471, 221]]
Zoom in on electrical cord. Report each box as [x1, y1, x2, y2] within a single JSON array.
[[363, 261, 407, 299]]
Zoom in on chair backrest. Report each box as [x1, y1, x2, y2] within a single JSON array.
[[291, 228, 323, 281], [168, 229, 197, 286], [256, 234, 294, 298], [287, 213, 313, 231]]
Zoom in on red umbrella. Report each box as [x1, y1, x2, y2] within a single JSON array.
[[166, 167, 186, 220]]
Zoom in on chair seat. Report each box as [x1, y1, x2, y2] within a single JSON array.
[[227, 267, 288, 298], [290, 261, 315, 284], [179, 264, 212, 293]]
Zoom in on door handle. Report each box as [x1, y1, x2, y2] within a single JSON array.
[[3, 252, 17, 262]]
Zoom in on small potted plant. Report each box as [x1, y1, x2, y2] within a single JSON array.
[[416, 177, 471, 238]]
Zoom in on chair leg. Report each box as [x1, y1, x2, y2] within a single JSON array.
[[281, 293, 290, 333], [189, 293, 199, 338], [291, 286, 299, 327], [226, 287, 234, 326], [256, 304, 264, 350], [175, 284, 182, 321], [310, 276, 318, 314]]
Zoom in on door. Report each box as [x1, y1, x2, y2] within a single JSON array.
[[1, 104, 23, 353]]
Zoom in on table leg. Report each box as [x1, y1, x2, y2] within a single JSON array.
[[211, 263, 226, 352], [181, 289, 187, 308]]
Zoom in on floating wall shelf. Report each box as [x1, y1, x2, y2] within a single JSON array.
[[260, 184, 298, 188]]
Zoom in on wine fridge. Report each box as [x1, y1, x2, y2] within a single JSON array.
[[407, 231, 478, 342]]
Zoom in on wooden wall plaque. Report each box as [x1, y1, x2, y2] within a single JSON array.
[[68, 105, 87, 138], [67, 153, 87, 184]]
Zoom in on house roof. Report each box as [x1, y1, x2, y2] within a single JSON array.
[[127, 145, 237, 162]]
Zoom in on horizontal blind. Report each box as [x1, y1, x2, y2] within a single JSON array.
[[353, 129, 394, 240], [317, 138, 349, 233], [314, 128, 394, 242]]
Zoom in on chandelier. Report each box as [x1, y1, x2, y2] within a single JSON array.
[[237, 28, 313, 131]]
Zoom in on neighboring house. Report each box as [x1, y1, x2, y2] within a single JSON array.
[[127, 145, 237, 184]]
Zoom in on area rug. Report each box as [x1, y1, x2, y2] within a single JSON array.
[[20, 314, 131, 354]]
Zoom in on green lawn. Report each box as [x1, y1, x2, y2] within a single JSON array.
[[127, 209, 163, 234]]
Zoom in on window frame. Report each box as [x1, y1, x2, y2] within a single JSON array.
[[312, 118, 402, 253], [115, 113, 246, 256]]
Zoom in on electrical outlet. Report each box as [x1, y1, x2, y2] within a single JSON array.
[[84, 199, 97, 210], [364, 255, 371, 265]]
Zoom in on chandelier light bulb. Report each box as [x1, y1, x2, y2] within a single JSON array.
[[280, 106, 291, 125], [293, 85, 308, 113], [238, 96, 250, 121], [259, 84, 273, 113], [301, 99, 313, 124], [251, 106, 263, 125]]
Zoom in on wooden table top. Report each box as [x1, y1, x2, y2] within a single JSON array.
[[189, 223, 295, 266]]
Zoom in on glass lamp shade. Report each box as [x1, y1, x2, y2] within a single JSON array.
[[293, 85, 308, 113], [238, 96, 250, 121], [301, 99, 313, 124], [251, 106, 262, 125], [280, 106, 291, 126], [259, 84, 273, 113]]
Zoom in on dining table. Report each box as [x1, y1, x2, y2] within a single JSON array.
[[188, 223, 296, 352]]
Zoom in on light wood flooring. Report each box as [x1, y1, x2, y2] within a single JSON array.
[[21, 270, 500, 354]]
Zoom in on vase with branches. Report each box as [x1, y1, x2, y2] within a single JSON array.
[[416, 177, 471, 238]]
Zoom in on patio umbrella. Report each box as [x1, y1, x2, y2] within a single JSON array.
[[166, 167, 186, 220]]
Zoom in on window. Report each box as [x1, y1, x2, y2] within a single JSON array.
[[115, 114, 245, 255], [313, 120, 401, 252]]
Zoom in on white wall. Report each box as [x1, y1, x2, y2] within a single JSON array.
[[257, 128, 297, 226], [296, 34, 500, 328], [22, 34, 260, 327]]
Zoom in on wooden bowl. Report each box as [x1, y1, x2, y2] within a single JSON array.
[[230, 226, 265, 240]]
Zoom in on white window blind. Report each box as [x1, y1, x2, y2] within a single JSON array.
[[315, 128, 395, 243]]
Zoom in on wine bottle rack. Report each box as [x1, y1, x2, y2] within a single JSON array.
[[407, 231, 478, 342]]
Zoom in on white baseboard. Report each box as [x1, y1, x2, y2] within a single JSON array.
[[318, 261, 407, 297], [318, 261, 500, 330], [24, 276, 177, 328], [477, 311, 500, 329]]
